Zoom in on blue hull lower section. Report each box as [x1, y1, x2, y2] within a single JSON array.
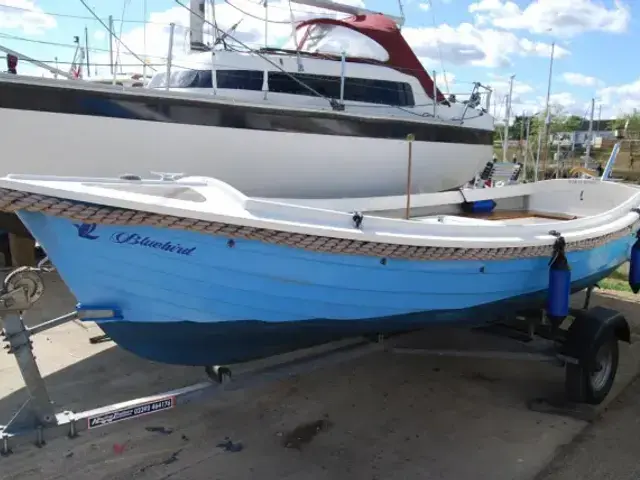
[[17, 212, 635, 366], [98, 266, 617, 366]]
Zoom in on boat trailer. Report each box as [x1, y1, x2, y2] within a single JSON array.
[[0, 266, 632, 456]]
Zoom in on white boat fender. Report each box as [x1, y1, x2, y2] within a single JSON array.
[[547, 231, 571, 327]]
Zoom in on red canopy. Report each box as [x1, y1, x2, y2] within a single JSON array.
[[296, 14, 447, 104]]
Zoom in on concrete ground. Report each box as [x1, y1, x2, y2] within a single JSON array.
[[535, 375, 640, 480], [1, 273, 640, 480]]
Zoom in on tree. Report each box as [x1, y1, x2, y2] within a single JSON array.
[[612, 110, 640, 133], [547, 104, 583, 134]]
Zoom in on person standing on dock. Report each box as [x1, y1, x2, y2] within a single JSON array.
[[6, 54, 17, 74]]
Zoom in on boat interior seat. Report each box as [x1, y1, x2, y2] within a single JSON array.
[[415, 215, 506, 226]]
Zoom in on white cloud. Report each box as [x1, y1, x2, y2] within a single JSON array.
[[0, 0, 56, 35], [561, 72, 602, 87], [89, 0, 567, 77], [598, 79, 640, 116], [487, 73, 533, 99], [485, 73, 537, 118], [547, 92, 579, 110], [403, 23, 568, 69], [418, 3, 430, 11], [94, 30, 106, 42], [93, 0, 366, 75], [468, 0, 630, 38]]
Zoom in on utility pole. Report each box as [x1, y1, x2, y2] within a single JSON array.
[[503, 74, 515, 163], [519, 109, 525, 162], [524, 115, 532, 179], [534, 41, 555, 181], [584, 98, 595, 167]]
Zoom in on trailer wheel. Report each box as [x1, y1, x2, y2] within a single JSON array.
[[565, 329, 619, 405]]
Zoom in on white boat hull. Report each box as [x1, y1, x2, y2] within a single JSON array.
[[0, 107, 490, 198]]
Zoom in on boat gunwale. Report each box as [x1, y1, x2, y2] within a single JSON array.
[[1, 177, 638, 262]]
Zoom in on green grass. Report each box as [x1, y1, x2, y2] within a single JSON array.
[[598, 265, 633, 293], [598, 277, 632, 293]]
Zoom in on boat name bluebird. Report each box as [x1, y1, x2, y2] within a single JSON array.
[[110, 232, 196, 256]]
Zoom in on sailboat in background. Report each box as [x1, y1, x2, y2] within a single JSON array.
[[0, 0, 494, 200]]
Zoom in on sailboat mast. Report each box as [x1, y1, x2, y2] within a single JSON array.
[[143, 0, 147, 82], [108, 15, 115, 77], [264, 0, 269, 49], [84, 26, 91, 77], [189, 0, 207, 52], [585, 98, 595, 167]]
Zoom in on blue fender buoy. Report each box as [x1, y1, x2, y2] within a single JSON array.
[[547, 234, 571, 325], [461, 199, 496, 214], [629, 231, 640, 293]]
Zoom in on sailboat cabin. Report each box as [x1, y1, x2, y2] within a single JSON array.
[[148, 15, 447, 113]]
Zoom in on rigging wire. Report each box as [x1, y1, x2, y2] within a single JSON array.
[[115, 0, 134, 73], [287, 0, 304, 71], [427, 0, 449, 94], [0, 31, 168, 60], [223, 0, 293, 24], [0, 57, 165, 68], [173, 0, 339, 109], [1, 3, 153, 24], [1, 1, 371, 25], [0, 29, 477, 82], [0, 30, 480, 94], [209, 0, 220, 45], [397, 0, 406, 26], [76, 0, 156, 71]]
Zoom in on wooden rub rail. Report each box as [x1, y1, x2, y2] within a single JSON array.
[[0, 188, 634, 262]]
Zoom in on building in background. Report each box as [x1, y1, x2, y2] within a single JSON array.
[[550, 119, 617, 148]]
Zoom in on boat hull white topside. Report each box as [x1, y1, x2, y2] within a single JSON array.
[[0, 107, 491, 199], [2, 176, 638, 249]]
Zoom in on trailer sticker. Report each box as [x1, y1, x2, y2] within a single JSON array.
[[87, 397, 176, 429]]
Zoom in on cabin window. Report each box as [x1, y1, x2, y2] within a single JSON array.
[[148, 69, 213, 89], [147, 68, 414, 107], [216, 70, 263, 90], [268, 72, 414, 107]]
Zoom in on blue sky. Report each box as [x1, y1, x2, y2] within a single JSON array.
[[1, 0, 637, 119]]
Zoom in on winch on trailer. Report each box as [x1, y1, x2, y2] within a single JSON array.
[[0, 263, 633, 456]]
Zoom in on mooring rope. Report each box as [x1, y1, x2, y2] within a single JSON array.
[[0, 188, 633, 262]]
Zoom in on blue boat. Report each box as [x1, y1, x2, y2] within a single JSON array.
[[0, 174, 638, 367]]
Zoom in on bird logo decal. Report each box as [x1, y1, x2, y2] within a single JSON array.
[[73, 223, 100, 240]]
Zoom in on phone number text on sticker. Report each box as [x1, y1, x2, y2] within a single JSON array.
[[87, 397, 176, 429]]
